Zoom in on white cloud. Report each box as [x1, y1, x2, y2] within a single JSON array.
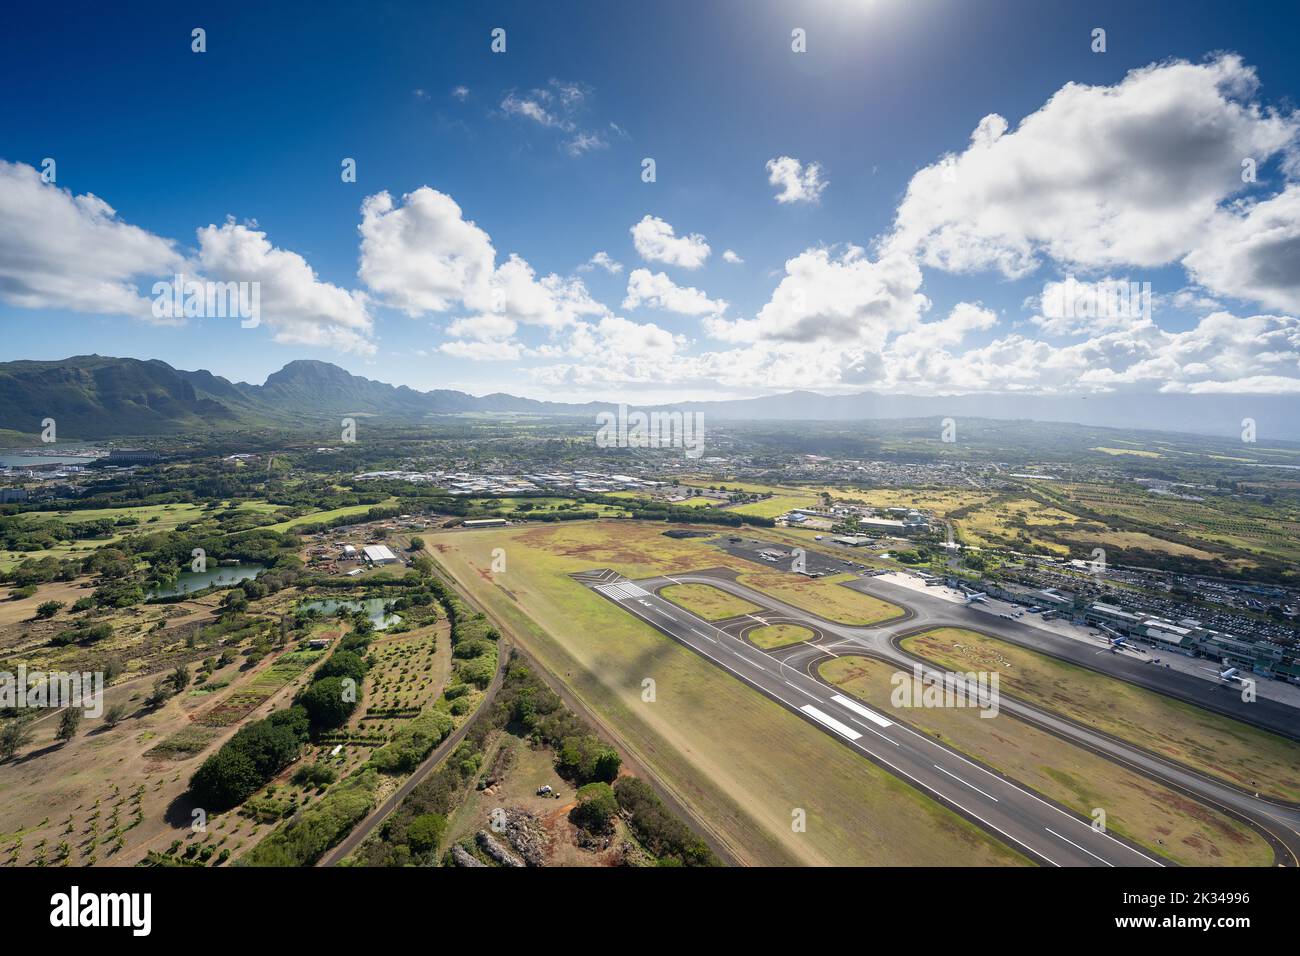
[[499, 80, 609, 158], [1184, 183, 1300, 314], [629, 215, 711, 269], [722, 249, 744, 264], [887, 55, 1299, 278], [439, 338, 522, 361], [445, 313, 517, 342], [0, 160, 182, 320], [1030, 276, 1152, 336], [358, 187, 496, 316], [622, 268, 726, 316], [194, 219, 375, 354], [766, 156, 828, 204], [706, 246, 927, 345], [451, 85, 470, 101], [580, 251, 623, 274]]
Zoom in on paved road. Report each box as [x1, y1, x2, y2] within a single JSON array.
[[578, 562, 1300, 867]]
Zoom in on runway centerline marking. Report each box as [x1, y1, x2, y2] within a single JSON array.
[[933, 764, 998, 801], [1045, 827, 1114, 867]]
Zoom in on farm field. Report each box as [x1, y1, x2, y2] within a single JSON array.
[[818, 655, 1274, 867], [0, 632, 326, 867], [900, 628, 1300, 803], [1033, 481, 1300, 568], [423, 521, 1029, 866]]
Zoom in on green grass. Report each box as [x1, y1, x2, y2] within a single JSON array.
[[660, 583, 763, 621], [746, 624, 814, 649], [262, 500, 395, 532]]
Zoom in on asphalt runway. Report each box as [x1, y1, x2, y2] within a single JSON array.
[[574, 549, 1300, 867]]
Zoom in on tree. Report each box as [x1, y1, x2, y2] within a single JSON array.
[[189, 747, 261, 811], [406, 813, 447, 855], [35, 600, 64, 619], [226, 720, 300, 777], [316, 650, 368, 685], [103, 703, 129, 728], [298, 676, 356, 731], [169, 664, 191, 693], [557, 734, 621, 784], [0, 716, 36, 761], [408, 536, 425, 552], [56, 708, 82, 744], [145, 676, 175, 710], [571, 782, 618, 832]]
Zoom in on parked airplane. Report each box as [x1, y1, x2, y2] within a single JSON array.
[[1200, 660, 1251, 684], [962, 589, 987, 604]]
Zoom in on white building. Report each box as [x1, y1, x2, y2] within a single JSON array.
[[362, 544, 400, 566]]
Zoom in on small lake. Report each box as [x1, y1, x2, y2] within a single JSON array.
[[0, 454, 103, 468], [148, 563, 266, 598], [298, 597, 401, 630]]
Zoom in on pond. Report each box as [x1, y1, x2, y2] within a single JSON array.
[[298, 597, 401, 630], [0, 453, 103, 468], [148, 562, 266, 598]]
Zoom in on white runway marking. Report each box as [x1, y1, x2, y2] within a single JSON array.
[[933, 764, 998, 801], [1045, 827, 1113, 866], [831, 694, 894, 728], [799, 705, 862, 741], [594, 581, 651, 601]]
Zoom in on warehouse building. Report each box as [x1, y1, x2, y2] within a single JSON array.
[[362, 544, 400, 566]]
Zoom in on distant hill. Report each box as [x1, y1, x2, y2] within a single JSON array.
[[0, 356, 608, 439], [0, 355, 1296, 440]]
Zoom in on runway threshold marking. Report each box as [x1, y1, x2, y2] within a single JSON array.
[[831, 694, 893, 728], [799, 705, 862, 741]]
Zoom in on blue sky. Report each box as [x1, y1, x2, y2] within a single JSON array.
[[3, 0, 1300, 404]]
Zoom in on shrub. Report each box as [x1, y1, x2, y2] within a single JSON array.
[[406, 813, 446, 855], [556, 734, 620, 784], [291, 762, 338, 789], [298, 676, 357, 731], [571, 782, 618, 833]]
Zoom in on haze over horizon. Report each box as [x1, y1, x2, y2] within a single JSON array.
[[3, 0, 1300, 426]]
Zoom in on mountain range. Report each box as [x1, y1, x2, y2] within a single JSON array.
[[0, 355, 1296, 441]]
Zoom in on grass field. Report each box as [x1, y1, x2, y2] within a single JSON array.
[[660, 583, 762, 620], [735, 571, 904, 625], [747, 623, 814, 649], [819, 655, 1274, 867], [729, 494, 820, 519], [262, 499, 396, 532], [900, 628, 1300, 803], [424, 521, 1029, 866]]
